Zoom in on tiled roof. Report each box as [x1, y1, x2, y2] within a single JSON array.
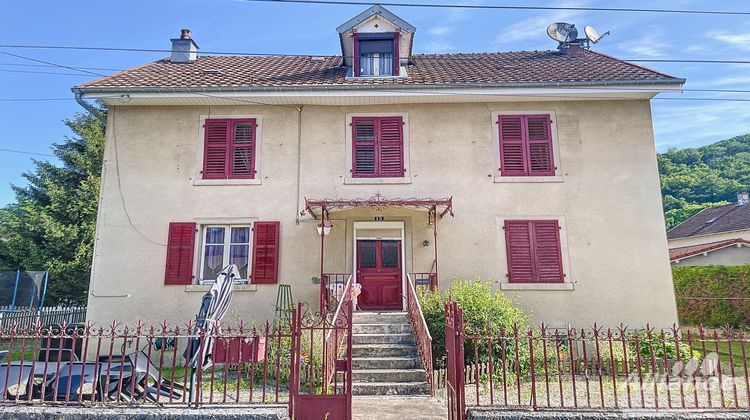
[[76, 49, 682, 90], [667, 203, 750, 240], [669, 238, 750, 261]]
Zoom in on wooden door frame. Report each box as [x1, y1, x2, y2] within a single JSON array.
[[352, 221, 406, 311]]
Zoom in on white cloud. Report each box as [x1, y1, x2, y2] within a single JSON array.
[[423, 40, 458, 54], [491, 1, 594, 47], [619, 34, 670, 58], [708, 31, 750, 51], [428, 26, 455, 37]]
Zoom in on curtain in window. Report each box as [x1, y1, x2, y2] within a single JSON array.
[[203, 227, 225, 280], [359, 53, 393, 76]]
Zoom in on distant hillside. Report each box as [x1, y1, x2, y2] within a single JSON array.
[[659, 133, 750, 229]]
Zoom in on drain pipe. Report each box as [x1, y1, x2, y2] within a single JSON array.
[[73, 89, 106, 123], [295, 105, 304, 225]]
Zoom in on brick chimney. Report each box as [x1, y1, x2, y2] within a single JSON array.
[[170, 29, 199, 63], [738, 190, 749, 205]]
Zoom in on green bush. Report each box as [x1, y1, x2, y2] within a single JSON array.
[[418, 278, 531, 370], [673, 265, 750, 328]]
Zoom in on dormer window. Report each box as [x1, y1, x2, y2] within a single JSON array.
[[355, 33, 398, 77], [337, 5, 415, 79]]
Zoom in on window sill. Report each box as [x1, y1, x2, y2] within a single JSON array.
[[500, 282, 574, 291], [193, 178, 262, 186], [185, 284, 258, 293], [494, 175, 563, 183], [344, 177, 411, 185]]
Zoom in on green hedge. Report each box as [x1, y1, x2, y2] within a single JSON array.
[[673, 265, 750, 328]]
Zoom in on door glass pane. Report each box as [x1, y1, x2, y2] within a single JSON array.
[[358, 240, 377, 269], [381, 240, 399, 268]]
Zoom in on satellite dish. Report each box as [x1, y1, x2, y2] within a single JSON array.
[[584, 25, 610, 44], [547, 23, 578, 44]]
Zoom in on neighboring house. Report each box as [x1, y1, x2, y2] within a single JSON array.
[[75, 6, 682, 328], [668, 191, 750, 266]]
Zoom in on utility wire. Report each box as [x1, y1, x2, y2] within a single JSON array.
[[0, 148, 55, 157], [1, 44, 750, 65], [238, 0, 750, 16], [0, 62, 123, 71], [0, 51, 107, 77]]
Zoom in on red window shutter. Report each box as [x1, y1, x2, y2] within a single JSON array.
[[504, 220, 534, 283], [203, 119, 230, 179], [532, 220, 564, 283], [251, 221, 280, 284], [378, 116, 404, 177], [352, 118, 377, 177], [504, 220, 564, 283], [526, 115, 554, 176], [229, 119, 257, 179], [499, 115, 555, 177], [499, 116, 527, 176], [165, 222, 196, 285], [352, 117, 404, 178]]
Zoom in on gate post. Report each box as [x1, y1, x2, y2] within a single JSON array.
[[445, 301, 466, 420]]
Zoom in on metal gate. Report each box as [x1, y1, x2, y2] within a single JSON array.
[[445, 300, 466, 420], [290, 297, 353, 420]]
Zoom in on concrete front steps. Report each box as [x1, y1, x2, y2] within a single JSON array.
[[350, 311, 430, 396]]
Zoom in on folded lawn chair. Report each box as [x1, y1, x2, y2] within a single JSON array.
[[0, 364, 33, 400]]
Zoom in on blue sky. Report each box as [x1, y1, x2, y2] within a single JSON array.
[[1, 0, 749, 206]]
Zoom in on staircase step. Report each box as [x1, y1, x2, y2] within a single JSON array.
[[352, 369, 427, 383], [352, 344, 417, 358], [351, 381, 431, 396], [351, 357, 422, 370], [353, 312, 410, 323], [353, 333, 415, 345], [352, 323, 413, 335]]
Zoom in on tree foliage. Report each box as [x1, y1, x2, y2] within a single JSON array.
[[0, 113, 104, 305], [659, 133, 750, 229]]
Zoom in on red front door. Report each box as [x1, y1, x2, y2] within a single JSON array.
[[357, 240, 402, 310]]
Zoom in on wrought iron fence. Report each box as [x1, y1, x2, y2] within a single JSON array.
[[443, 300, 750, 417], [0, 319, 295, 407]]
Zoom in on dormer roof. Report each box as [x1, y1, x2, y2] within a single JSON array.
[[336, 5, 416, 34]]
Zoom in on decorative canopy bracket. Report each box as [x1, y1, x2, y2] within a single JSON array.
[[301, 193, 453, 223]]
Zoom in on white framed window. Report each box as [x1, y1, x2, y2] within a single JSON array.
[[199, 225, 252, 284]]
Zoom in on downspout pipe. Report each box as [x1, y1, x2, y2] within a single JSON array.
[[74, 89, 106, 124]]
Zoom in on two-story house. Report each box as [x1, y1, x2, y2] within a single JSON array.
[[76, 6, 682, 328]]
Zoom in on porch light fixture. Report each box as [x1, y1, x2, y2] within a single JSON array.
[[317, 220, 333, 236]]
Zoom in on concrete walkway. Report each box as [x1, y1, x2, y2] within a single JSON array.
[[352, 396, 447, 420]]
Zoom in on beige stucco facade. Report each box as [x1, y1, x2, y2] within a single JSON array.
[[86, 99, 679, 329]]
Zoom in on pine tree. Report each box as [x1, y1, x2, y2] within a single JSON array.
[[0, 112, 104, 305]]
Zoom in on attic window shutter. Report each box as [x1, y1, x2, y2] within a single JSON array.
[[526, 115, 554, 175], [352, 116, 404, 178], [499, 116, 527, 176], [499, 115, 555, 176], [203, 119, 230, 179], [203, 118, 257, 179], [378, 117, 404, 177], [505, 220, 563, 283], [165, 222, 196, 285], [251, 221, 280, 284]]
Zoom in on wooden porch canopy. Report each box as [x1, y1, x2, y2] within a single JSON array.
[[301, 194, 454, 223]]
